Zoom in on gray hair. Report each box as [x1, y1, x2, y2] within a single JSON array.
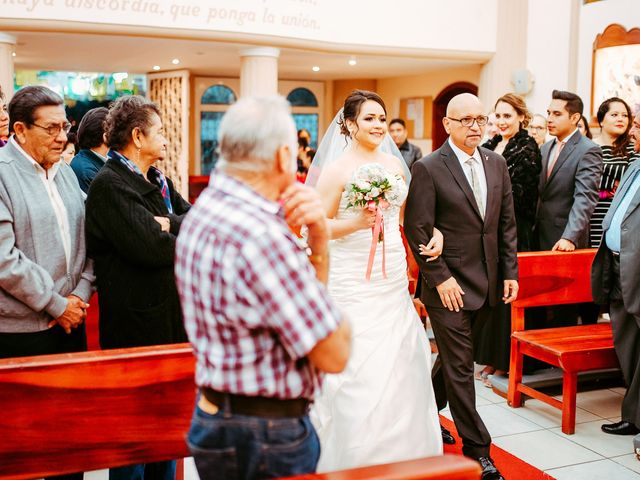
[[217, 95, 297, 172]]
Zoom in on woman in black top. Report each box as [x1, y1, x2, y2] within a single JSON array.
[[85, 96, 190, 480], [474, 93, 541, 384]]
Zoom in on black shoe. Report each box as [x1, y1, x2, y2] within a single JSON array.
[[441, 425, 456, 445], [477, 457, 504, 480], [601, 421, 640, 435]]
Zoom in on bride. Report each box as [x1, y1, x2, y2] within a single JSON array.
[[308, 90, 443, 471]]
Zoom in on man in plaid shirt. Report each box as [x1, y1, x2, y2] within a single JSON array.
[[175, 96, 350, 480]]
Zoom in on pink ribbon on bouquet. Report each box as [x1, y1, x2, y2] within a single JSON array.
[[365, 200, 388, 281]]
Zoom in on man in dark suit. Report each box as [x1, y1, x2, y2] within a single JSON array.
[[592, 111, 640, 437], [405, 93, 518, 480], [535, 90, 602, 327], [536, 90, 602, 253]]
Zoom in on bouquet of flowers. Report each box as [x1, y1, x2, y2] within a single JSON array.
[[343, 164, 404, 281], [344, 164, 404, 212]]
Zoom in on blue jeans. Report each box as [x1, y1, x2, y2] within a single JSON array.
[[187, 403, 320, 480], [108, 461, 176, 480]]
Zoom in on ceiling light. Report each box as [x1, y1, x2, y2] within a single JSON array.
[[152, 65, 160, 71], [172, 58, 180, 65], [12, 52, 16, 57], [312, 66, 320, 72], [348, 57, 357, 66]]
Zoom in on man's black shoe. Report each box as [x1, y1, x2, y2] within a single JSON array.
[[441, 425, 456, 445], [601, 421, 640, 435], [477, 457, 504, 480]]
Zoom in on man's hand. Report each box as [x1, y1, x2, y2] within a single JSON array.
[[154, 216, 170, 232], [48, 295, 89, 334], [503, 279, 519, 304], [436, 276, 465, 312], [418, 227, 444, 262], [280, 183, 329, 253], [552, 238, 575, 252]]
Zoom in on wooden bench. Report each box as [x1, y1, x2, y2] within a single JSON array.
[[0, 345, 479, 480], [507, 249, 620, 434], [282, 455, 480, 479]]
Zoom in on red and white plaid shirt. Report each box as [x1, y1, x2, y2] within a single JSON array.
[[175, 172, 341, 400]]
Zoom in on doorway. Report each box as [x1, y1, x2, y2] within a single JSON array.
[[431, 82, 478, 151]]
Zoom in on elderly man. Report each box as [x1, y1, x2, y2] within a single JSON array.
[[175, 96, 350, 480], [405, 93, 518, 480], [592, 111, 640, 438], [528, 113, 548, 147], [389, 118, 423, 169], [0, 86, 92, 479]]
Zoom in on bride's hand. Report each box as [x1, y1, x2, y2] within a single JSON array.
[[418, 228, 444, 262], [355, 207, 377, 230]]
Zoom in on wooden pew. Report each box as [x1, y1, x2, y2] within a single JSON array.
[[281, 455, 481, 479], [0, 344, 195, 479], [507, 249, 620, 434], [0, 345, 479, 480]]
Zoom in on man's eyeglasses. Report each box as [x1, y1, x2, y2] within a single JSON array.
[[31, 122, 72, 137], [446, 116, 489, 127]]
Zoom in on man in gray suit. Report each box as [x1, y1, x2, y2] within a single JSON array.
[[405, 93, 518, 480], [592, 111, 640, 437], [535, 90, 602, 326]]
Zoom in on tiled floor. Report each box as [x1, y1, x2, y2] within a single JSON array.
[[440, 373, 640, 479], [85, 375, 640, 480]]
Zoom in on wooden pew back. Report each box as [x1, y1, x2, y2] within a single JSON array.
[[0, 345, 195, 480]]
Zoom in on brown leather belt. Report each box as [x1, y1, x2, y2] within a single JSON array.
[[201, 387, 310, 418]]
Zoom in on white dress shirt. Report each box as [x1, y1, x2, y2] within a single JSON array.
[[448, 137, 487, 216], [11, 137, 72, 270]]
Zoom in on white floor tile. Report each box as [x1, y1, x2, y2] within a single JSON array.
[[185, 457, 200, 480], [546, 459, 640, 480], [575, 389, 623, 418], [611, 387, 627, 396], [493, 429, 603, 470], [613, 454, 640, 474], [476, 404, 543, 438], [84, 470, 107, 480], [474, 385, 508, 404], [550, 420, 634, 458], [508, 398, 601, 428]]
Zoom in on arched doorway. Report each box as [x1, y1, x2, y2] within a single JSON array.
[[431, 82, 478, 151]]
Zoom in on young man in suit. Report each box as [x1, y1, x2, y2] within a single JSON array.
[[592, 111, 640, 437], [535, 90, 603, 327], [536, 90, 602, 253], [405, 93, 518, 480]]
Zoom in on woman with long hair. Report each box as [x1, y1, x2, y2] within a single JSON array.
[[308, 90, 443, 470], [475, 93, 541, 384]]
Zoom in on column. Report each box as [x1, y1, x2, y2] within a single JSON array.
[[477, 0, 529, 110], [0, 33, 16, 101], [239, 47, 280, 98]]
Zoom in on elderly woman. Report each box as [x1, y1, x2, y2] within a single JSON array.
[[85, 95, 189, 480]]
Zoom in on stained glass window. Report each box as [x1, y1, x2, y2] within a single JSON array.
[[201, 85, 236, 105], [287, 88, 318, 107]]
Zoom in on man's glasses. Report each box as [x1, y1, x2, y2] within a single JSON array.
[[31, 122, 72, 137], [446, 116, 489, 127]]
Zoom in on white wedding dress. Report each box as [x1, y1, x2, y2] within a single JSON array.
[[310, 166, 443, 472]]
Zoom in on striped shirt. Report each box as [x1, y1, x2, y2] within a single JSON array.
[[590, 144, 639, 247], [175, 172, 341, 400]]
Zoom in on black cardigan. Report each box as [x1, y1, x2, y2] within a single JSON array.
[[483, 129, 541, 225], [85, 158, 191, 349]]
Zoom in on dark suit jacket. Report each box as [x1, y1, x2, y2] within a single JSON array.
[[591, 160, 640, 315], [85, 158, 191, 349], [404, 140, 518, 311], [536, 130, 602, 249], [70, 149, 105, 194]]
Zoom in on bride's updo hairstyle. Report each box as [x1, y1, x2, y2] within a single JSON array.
[[338, 90, 387, 138]]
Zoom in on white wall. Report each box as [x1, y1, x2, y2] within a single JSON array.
[[524, 0, 575, 117], [1, 0, 497, 55], [576, 0, 640, 118]]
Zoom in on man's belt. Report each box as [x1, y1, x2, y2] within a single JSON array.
[[201, 387, 310, 418]]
